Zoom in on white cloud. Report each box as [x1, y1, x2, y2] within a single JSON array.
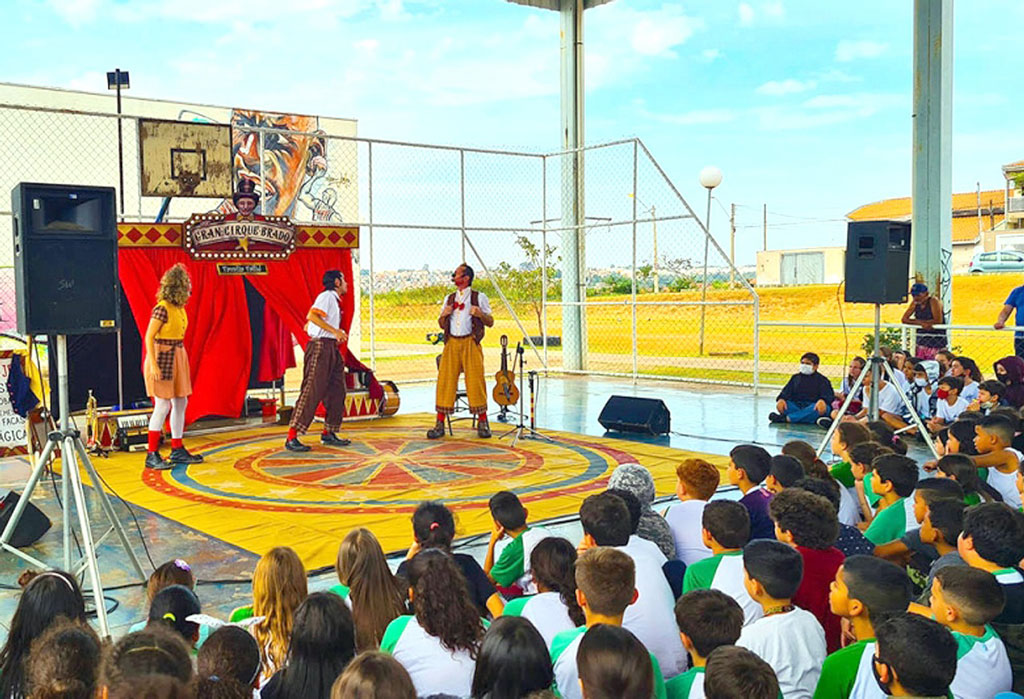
[[762, 1, 784, 18], [354, 38, 380, 52], [700, 48, 722, 62], [835, 39, 888, 62], [46, 0, 101, 25], [738, 2, 755, 26], [629, 8, 703, 58], [65, 70, 107, 93], [755, 78, 816, 96], [754, 92, 905, 130]]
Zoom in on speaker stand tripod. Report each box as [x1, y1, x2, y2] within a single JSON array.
[[0, 335, 146, 637], [499, 344, 552, 447], [817, 305, 940, 461]]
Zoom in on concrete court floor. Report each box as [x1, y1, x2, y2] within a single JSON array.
[[0, 375, 929, 641]]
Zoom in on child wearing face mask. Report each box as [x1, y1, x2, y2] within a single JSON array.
[[967, 380, 1007, 415], [769, 352, 836, 425], [993, 356, 1024, 408], [926, 377, 969, 434]]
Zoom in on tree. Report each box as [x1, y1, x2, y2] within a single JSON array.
[[491, 235, 561, 337]]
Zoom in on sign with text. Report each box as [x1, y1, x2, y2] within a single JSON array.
[[217, 263, 269, 276], [184, 213, 296, 260], [0, 351, 28, 455]]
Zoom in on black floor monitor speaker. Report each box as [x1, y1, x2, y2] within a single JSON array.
[[0, 490, 51, 548], [598, 396, 671, 435], [12, 183, 120, 335], [844, 220, 912, 305]]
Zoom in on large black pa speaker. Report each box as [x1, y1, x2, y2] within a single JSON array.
[[844, 220, 911, 304], [12, 183, 120, 335], [0, 490, 51, 548], [598, 396, 671, 435]]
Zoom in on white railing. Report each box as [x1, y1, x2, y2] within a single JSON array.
[[1008, 196, 1024, 214]]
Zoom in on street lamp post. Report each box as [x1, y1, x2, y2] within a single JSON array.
[[106, 69, 130, 217], [698, 166, 722, 356], [628, 193, 658, 292]]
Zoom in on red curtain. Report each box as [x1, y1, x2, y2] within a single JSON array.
[[118, 247, 373, 425]]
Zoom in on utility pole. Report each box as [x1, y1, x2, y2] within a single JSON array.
[[763, 203, 767, 251], [652, 204, 659, 293], [730, 203, 736, 287]]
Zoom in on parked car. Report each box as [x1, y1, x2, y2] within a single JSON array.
[[968, 250, 1024, 274]]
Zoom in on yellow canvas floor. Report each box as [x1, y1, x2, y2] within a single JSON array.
[[77, 414, 729, 569]]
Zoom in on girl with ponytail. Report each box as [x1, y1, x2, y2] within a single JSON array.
[[502, 537, 584, 647], [382, 549, 485, 697]]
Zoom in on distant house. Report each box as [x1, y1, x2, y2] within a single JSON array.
[[845, 158, 1024, 273], [755, 246, 846, 287]]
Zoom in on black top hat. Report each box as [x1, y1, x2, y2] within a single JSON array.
[[233, 178, 261, 205]]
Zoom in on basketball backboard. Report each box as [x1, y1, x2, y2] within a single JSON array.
[[138, 119, 232, 198]]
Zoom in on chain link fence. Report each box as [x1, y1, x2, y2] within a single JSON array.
[[0, 96, 755, 390]]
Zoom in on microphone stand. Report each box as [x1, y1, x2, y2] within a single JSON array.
[[498, 343, 552, 447]]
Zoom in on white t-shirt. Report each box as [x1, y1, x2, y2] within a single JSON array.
[[874, 382, 904, 416], [306, 289, 343, 339], [441, 288, 492, 337], [617, 540, 688, 678], [838, 486, 861, 526], [502, 591, 576, 648], [950, 627, 1013, 699], [665, 500, 713, 565], [961, 380, 980, 404], [987, 465, 1023, 509], [628, 534, 668, 567], [492, 525, 549, 594], [381, 615, 478, 698], [936, 396, 969, 423], [737, 608, 826, 699], [889, 370, 910, 393]]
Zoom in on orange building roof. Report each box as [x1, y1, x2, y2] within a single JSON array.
[[847, 189, 1006, 243], [1003, 159, 1024, 171]]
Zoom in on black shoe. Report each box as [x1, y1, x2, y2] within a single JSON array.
[[169, 447, 204, 464], [284, 437, 312, 452], [768, 412, 786, 424], [144, 451, 172, 470], [321, 432, 351, 447], [816, 416, 834, 429], [477, 421, 491, 438], [426, 421, 446, 439]]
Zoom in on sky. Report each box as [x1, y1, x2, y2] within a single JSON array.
[[2, 0, 1023, 270]]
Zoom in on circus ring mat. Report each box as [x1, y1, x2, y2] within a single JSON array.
[[78, 414, 729, 569]]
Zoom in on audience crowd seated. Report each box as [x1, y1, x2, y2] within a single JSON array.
[[10, 406, 1024, 699]]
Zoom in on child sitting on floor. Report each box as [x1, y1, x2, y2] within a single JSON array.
[[929, 565, 1012, 698], [704, 645, 780, 699], [935, 452, 1002, 505], [576, 623, 656, 699], [727, 444, 775, 540], [793, 477, 874, 558], [958, 503, 1024, 625], [765, 454, 805, 495], [667, 589, 744, 699], [770, 487, 845, 653], [862, 454, 919, 545], [737, 539, 826, 698], [334, 527, 408, 651], [485, 490, 548, 597], [146, 584, 201, 650], [871, 613, 958, 698], [502, 536, 585, 647], [971, 415, 1023, 508], [967, 379, 1007, 414], [927, 375, 969, 433], [664, 457, 720, 566], [549, 547, 667, 699], [682, 501, 761, 625], [814, 555, 912, 699]]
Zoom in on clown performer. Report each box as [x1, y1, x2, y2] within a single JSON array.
[[143, 263, 203, 470], [427, 264, 494, 439]]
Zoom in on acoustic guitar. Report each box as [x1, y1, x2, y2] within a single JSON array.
[[493, 335, 520, 406]]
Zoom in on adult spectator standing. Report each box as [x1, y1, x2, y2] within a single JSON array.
[[769, 352, 834, 425], [994, 281, 1024, 358], [901, 283, 947, 359]]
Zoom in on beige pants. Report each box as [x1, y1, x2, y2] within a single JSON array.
[[436, 335, 487, 415]]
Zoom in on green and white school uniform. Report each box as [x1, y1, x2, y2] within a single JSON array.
[[949, 626, 1012, 699], [328, 583, 353, 608], [550, 626, 667, 699], [619, 540, 688, 678], [682, 550, 763, 626], [863, 498, 908, 545], [665, 666, 704, 699], [381, 614, 485, 698], [491, 525, 549, 592], [503, 591, 576, 647], [812, 639, 884, 699]]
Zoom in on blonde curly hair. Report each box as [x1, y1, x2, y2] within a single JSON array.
[[158, 263, 191, 307]]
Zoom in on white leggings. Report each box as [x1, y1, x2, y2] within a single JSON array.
[[148, 397, 187, 438]]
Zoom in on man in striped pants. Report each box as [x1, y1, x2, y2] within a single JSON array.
[[285, 270, 351, 452]]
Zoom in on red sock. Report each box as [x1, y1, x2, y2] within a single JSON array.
[[287, 427, 298, 441], [322, 429, 332, 436], [171, 438, 183, 449], [477, 414, 488, 424], [436, 412, 446, 422], [147, 430, 160, 453]]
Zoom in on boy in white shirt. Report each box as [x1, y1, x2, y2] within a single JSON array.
[[664, 458, 720, 566], [929, 565, 1012, 699], [736, 540, 826, 699], [927, 376, 969, 434]]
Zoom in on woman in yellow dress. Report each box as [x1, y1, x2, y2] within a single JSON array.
[[143, 263, 203, 470]]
